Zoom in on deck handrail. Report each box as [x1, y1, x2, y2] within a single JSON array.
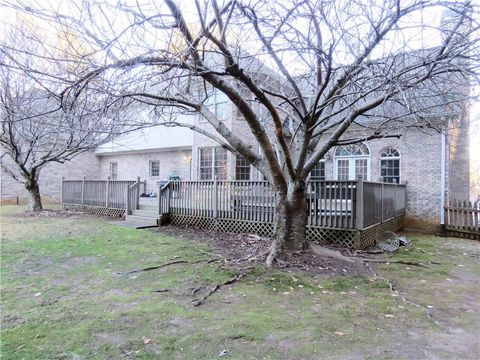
[[160, 179, 405, 230], [159, 181, 171, 216], [62, 178, 136, 210], [125, 177, 143, 215]]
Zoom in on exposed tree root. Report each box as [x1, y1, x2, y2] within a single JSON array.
[[266, 242, 279, 267], [121, 257, 222, 275], [123, 260, 188, 274], [308, 242, 435, 268], [191, 267, 254, 307], [364, 262, 445, 330]]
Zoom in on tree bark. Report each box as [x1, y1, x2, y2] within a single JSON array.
[[267, 181, 307, 266], [26, 178, 43, 212]]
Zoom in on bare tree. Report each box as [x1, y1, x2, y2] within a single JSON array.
[[4, 0, 479, 261], [0, 23, 132, 211]]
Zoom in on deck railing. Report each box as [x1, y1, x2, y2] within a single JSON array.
[[125, 177, 147, 215], [62, 178, 138, 210], [159, 178, 406, 230]]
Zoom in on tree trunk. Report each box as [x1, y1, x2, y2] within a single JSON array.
[[267, 181, 308, 266], [26, 179, 43, 212]]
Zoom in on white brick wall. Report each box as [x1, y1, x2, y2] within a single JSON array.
[[98, 149, 192, 194]]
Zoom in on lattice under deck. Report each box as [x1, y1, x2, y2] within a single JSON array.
[[63, 204, 125, 217], [170, 214, 366, 248]]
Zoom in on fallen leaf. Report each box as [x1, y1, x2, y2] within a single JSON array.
[[143, 338, 152, 345], [334, 331, 344, 336], [34, 293, 41, 297], [218, 349, 228, 357], [385, 314, 395, 318]]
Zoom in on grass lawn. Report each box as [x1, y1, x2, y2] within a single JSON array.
[[1, 205, 479, 359]]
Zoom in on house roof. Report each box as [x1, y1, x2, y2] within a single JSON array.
[[95, 124, 193, 156]]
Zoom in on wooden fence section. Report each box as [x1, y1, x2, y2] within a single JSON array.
[[362, 181, 406, 228], [62, 178, 138, 210], [160, 179, 406, 231], [444, 200, 480, 240]]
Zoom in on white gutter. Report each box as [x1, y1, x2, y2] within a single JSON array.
[[440, 128, 446, 224]]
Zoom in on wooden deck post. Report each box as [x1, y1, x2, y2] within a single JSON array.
[[106, 176, 110, 208], [61, 177, 64, 204], [125, 185, 130, 215], [381, 182, 384, 222], [213, 176, 218, 218], [81, 176, 86, 206], [394, 180, 398, 217], [136, 176, 140, 210], [355, 177, 364, 230]]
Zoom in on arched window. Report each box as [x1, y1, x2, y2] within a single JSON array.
[[380, 147, 401, 183], [334, 143, 370, 180], [334, 144, 370, 157]]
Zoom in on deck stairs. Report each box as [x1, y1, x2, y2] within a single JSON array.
[[124, 203, 160, 229]]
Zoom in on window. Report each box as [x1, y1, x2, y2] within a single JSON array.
[[309, 160, 325, 180], [203, 89, 229, 120], [335, 143, 370, 156], [380, 147, 400, 183], [214, 147, 228, 180], [109, 162, 118, 180], [149, 160, 160, 177], [199, 147, 228, 180], [235, 156, 251, 180], [199, 148, 213, 180], [334, 143, 370, 180]]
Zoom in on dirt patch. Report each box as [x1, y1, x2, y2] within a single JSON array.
[[155, 225, 370, 277], [59, 256, 99, 270], [8, 209, 118, 221], [2, 314, 27, 329]]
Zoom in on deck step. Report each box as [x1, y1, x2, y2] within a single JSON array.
[[138, 204, 158, 211], [124, 215, 159, 228], [132, 209, 158, 218]]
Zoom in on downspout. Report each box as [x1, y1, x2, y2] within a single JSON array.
[[440, 128, 446, 224]]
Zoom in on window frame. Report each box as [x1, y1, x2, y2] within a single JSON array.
[[235, 155, 251, 180], [198, 146, 228, 180], [309, 159, 326, 181], [333, 143, 371, 180], [379, 147, 401, 183], [109, 162, 118, 180], [200, 88, 230, 122], [149, 160, 160, 178]]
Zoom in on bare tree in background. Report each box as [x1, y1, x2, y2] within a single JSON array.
[[0, 23, 131, 211], [3, 0, 478, 262]]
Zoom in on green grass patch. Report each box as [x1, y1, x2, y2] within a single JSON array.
[[1, 206, 479, 359]]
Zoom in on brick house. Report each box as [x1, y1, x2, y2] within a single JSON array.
[[1, 92, 470, 231]]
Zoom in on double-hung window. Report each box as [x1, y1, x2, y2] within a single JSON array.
[[203, 89, 229, 120], [380, 148, 401, 183], [199, 147, 228, 180], [235, 156, 251, 180], [149, 160, 160, 178], [109, 162, 118, 180]]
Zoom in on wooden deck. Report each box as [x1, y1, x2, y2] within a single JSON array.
[[62, 178, 406, 248]]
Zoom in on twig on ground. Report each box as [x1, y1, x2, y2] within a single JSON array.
[[191, 267, 255, 307], [152, 289, 170, 293]]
